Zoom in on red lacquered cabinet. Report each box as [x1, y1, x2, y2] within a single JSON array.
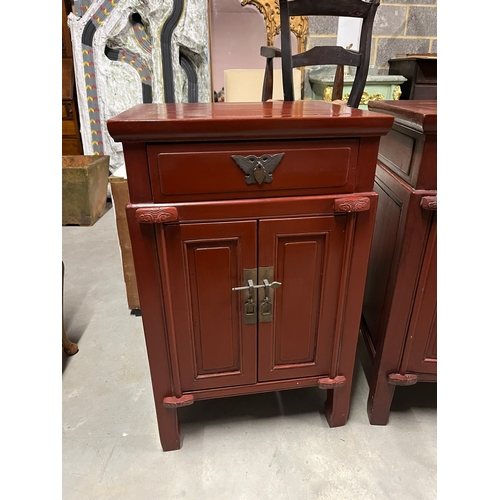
[[361, 100, 437, 425], [107, 102, 393, 451]]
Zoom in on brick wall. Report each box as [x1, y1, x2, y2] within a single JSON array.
[[307, 0, 437, 74]]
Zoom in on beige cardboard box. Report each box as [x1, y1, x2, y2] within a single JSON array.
[[109, 175, 140, 312]]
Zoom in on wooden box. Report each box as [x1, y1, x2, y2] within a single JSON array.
[[109, 176, 140, 311], [62, 155, 109, 226]]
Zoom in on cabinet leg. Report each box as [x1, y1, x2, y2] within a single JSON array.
[[157, 407, 181, 451], [367, 373, 395, 425], [324, 384, 351, 427]]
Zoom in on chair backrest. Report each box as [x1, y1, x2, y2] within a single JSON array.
[[279, 0, 380, 107]]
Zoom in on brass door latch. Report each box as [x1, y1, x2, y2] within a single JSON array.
[[232, 268, 281, 324]]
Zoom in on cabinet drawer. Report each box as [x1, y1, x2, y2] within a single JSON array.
[[377, 128, 414, 177], [62, 138, 83, 156], [147, 139, 359, 202], [413, 84, 437, 100], [62, 119, 77, 136]]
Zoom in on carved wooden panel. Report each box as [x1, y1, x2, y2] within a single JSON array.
[[405, 213, 437, 374], [333, 196, 370, 213], [164, 221, 258, 391], [362, 178, 406, 354], [257, 216, 346, 382], [136, 206, 178, 223], [421, 196, 437, 211], [147, 139, 357, 202], [377, 128, 415, 177]]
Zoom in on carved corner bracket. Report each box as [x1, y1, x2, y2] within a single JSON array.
[[421, 196, 437, 211], [318, 376, 347, 389], [135, 206, 179, 224], [387, 373, 418, 386], [163, 394, 195, 408], [334, 197, 371, 213], [241, 0, 308, 53]]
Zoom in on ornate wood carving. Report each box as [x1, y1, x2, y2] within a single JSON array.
[[163, 394, 195, 408], [334, 197, 371, 213], [241, 0, 308, 53], [136, 206, 179, 223], [387, 373, 418, 386], [318, 376, 347, 389], [421, 196, 437, 211]]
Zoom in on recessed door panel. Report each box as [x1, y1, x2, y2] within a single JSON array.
[[257, 216, 346, 381], [405, 214, 437, 375], [164, 221, 257, 391]]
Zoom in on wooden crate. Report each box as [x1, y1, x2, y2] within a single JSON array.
[[62, 155, 109, 226], [109, 176, 140, 312]]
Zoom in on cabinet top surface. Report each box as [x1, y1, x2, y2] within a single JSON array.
[[368, 100, 436, 133], [107, 102, 394, 142], [389, 55, 437, 62]]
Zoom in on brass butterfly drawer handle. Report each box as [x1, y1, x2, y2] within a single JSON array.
[[231, 153, 285, 185]]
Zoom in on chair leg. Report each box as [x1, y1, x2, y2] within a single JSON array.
[[63, 321, 79, 356], [62, 262, 79, 356], [262, 57, 274, 102], [332, 64, 344, 101]]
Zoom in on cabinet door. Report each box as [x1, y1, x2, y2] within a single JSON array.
[[257, 216, 347, 381], [163, 221, 257, 391], [404, 213, 437, 375]]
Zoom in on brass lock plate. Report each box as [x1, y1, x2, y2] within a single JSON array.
[[258, 266, 276, 323], [242, 268, 257, 325]]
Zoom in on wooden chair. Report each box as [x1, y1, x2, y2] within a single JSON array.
[[261, 0, 380, 107]]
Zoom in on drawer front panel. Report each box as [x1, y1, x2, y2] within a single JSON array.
[[147, 139, 359, 202], [62, 138, 83, 156], [413, 84, 437, 100], [378, 128, 415, 177], [62, 119, 77, 136]]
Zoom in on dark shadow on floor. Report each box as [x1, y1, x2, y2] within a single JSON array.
[[179, 385, 327, 426], [355, 330, 437, 415], [62, 323, 87, 373]]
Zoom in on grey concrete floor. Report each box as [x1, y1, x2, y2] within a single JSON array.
[[62, 205, 437, 500]]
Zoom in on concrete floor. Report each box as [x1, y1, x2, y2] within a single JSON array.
[[62, 205, 437, 500]]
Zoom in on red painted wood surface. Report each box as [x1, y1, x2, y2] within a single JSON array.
[[370, 100, 436, 190], [164, 221, 258, 392], [146, 139, 359, 202], [362, 100, 437, 426], [107, 101, 394, 143], [109, 102, 393, 450], [257, 216, 344, 382]]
